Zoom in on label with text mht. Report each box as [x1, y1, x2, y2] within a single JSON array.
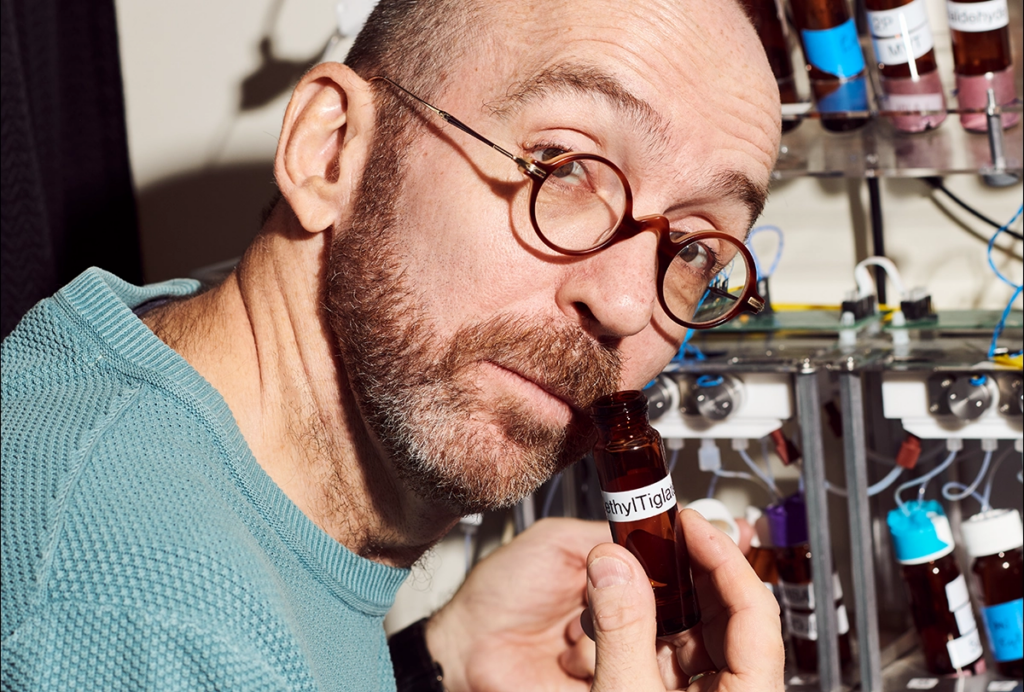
[[867, 0, 935, 66], [602, 476, 676, 522]]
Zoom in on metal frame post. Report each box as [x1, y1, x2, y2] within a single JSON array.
[[840, 372, 883, 691], [795, 367, 842, 691]]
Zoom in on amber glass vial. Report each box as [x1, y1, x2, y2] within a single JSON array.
[[591, 390, 700, 637], [768, 492, 852, 673], [961, 509, 1024, 678], [864, 0, 947, 132], [740, 0, 802, 132], [747, 507, 781, 597], [945, 0, 1018, 130], [947, 0, 1012, 74], [789, 0, 869, 132], [888, 501, 985, 675]]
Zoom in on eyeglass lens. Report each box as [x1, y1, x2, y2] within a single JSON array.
[[664, 237, 750, 325], [534, 157, 627, 252], [532, 156, 751, 327]]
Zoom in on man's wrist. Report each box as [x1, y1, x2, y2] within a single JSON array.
[[388, 617, 445, 692]]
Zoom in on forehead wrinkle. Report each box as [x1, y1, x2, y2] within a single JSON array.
[[484, 62, 670, 152]]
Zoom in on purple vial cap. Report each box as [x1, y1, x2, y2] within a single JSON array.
[[765, 492, 808, 548]]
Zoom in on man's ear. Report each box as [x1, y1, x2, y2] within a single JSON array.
[[275, 63, 375, 233]]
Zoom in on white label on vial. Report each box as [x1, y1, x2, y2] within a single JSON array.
[[780, 580, 813, 610], [945, 574, 970, 612], [953, 601, 978, 637], [906, 680, 939, 690], [988, 682, 1021, 691], [784, 604, 848, 641], [837, 604, 850, 635], [947, 0, 1009, 32], [868, 0, 934, 64], [885, 93, 945, 112], [601, 475, 675, 522], [946, 628, 984, 669], [779, 573, 843, 610], [787, 609, 817, 641]]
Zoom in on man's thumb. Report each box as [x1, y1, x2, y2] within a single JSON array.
[[587, 546, 665, 691]]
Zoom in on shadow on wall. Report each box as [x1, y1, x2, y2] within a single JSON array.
[[137, 162, 278, 282]]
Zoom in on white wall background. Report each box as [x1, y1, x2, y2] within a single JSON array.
[[113, 0, 1023, 632]]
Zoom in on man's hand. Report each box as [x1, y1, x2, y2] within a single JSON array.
[[424, 509, 783, 692], [584, 509, 784, 691], [426, 518, 606, 692]]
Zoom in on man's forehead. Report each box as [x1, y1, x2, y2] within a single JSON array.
[[487, 64, 668, 139], [477, 59, 769, 233]]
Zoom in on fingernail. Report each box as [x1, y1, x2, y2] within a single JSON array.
[[589, 556, 631, 589]]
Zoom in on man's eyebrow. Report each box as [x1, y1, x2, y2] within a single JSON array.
[[705, 170, 769, 237], [487, 63, 670, 145]]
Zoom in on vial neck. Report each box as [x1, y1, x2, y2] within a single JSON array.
[[591, 391, 652, 442]]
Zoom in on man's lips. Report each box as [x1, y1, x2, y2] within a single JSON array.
[[485, 361, 584, 414]]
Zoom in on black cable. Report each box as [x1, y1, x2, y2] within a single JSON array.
[[923, 176, 1024, 241], [868, 177, 887, 305]]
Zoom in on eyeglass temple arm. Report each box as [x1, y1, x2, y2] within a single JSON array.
[[704, 284, 765, 314], [370, 76, 546, 178]]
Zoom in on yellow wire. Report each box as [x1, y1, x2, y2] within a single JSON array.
[[772, 304, 841, 311], [993, 354, 1024, 369], [771, 304, 900, 312]]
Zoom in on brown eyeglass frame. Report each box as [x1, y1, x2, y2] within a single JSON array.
[[369, 76, 765, 329]]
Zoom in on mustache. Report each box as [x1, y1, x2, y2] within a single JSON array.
[[434, 314, 622, 413]]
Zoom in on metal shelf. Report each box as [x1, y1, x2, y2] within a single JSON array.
[[774, 114, 1022, 179], [772, 0, 1023, 180]]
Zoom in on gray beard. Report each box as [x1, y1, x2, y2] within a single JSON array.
[[323, 119, 621, 514]]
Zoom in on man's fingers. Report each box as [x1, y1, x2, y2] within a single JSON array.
[[658, 622, 717, 678], [679, 509, 784, 686], [586, 544, 666, 692], [680, 509, 764, 605], [558, 616, 596, 681]]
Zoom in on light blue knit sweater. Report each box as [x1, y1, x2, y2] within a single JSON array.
[[1, 269, 409, 691]]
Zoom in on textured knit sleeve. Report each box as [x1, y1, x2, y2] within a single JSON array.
[[2, 600, 289, 692]]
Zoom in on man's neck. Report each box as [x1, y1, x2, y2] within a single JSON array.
[[143, 209, 460, 567]]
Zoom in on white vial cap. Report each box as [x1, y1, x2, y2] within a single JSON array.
[[961, 508, 1024, 558], [685, 498, 740, 545]]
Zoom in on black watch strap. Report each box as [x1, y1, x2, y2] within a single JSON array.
[[388, 617, 445, 692]]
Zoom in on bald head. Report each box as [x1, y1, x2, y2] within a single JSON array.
[[345, 0, 776, 130]]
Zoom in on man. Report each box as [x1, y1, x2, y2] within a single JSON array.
[[1, 0, 784, 689]]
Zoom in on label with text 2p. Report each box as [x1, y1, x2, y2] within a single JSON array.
[[602, 476, 675, 522]]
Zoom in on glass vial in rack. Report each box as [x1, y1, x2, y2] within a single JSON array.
[[865, 0, 947, 132], [888, 500, 985, 675]]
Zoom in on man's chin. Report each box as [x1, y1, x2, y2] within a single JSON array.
[[407, 438, 592, 516]]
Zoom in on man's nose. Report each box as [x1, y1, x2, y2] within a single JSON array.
[[555, 230, 660, 339]]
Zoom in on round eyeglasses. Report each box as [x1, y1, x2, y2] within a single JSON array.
[[370, 77, 765, 329]]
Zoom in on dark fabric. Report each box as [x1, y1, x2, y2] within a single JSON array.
[[1, 0, 141, 339]]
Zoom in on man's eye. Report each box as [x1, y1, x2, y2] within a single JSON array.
[[551, 160, 585, 181], [678, 242, 711, 270], [535, 147, 568, 162]]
